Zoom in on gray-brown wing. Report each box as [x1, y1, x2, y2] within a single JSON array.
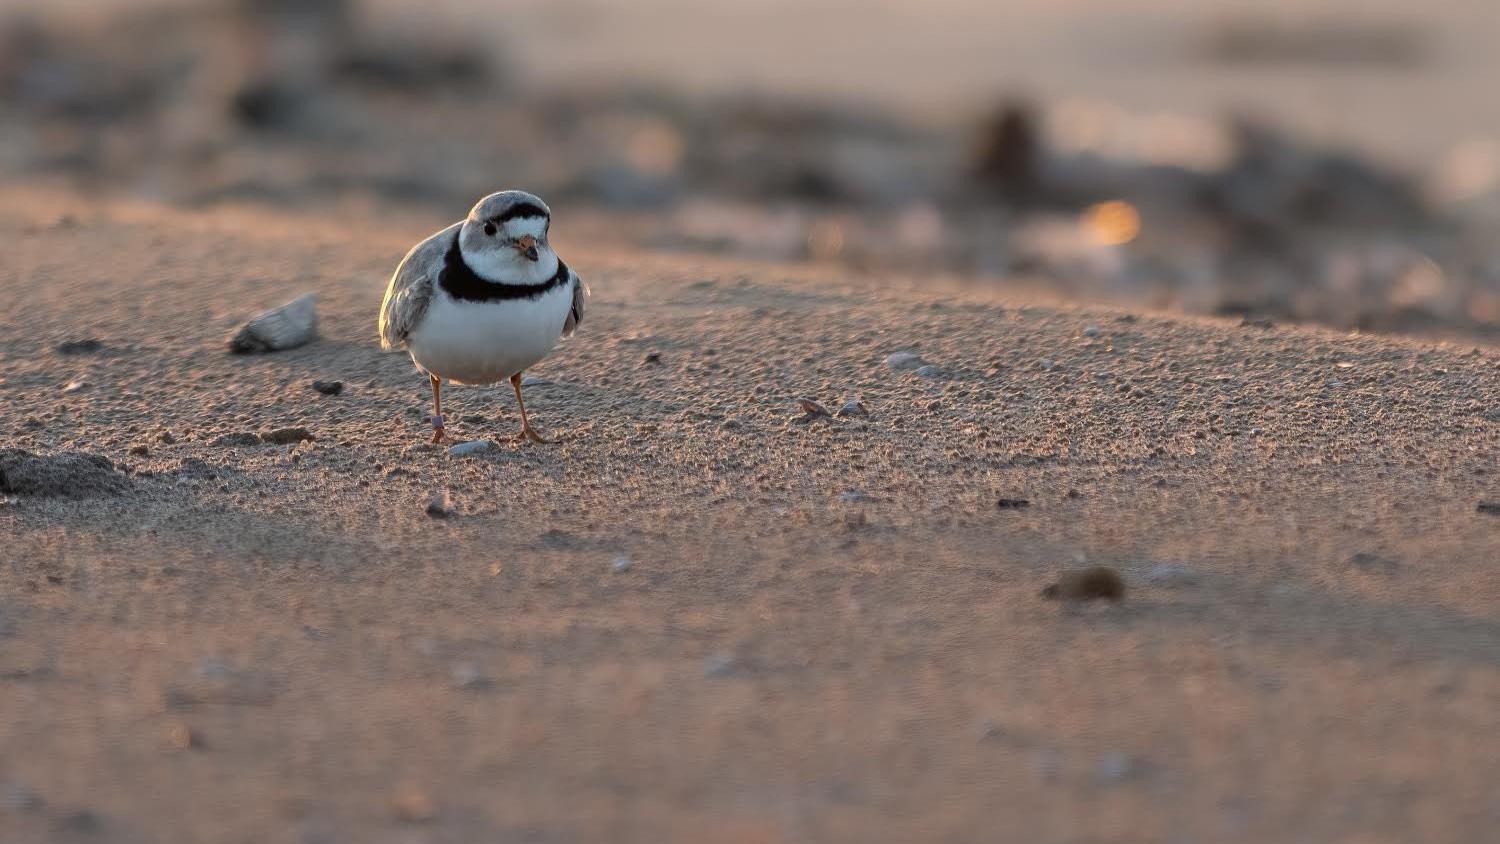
[[378, 223, 458, 350], [562, 270, 588, 338]]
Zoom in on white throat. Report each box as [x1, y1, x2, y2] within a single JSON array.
[[462, 244, 559, 285]]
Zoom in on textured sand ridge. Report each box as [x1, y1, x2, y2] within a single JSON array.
[[0, 190, 1498, 843]]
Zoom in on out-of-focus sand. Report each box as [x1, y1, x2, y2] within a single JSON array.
[[0, 188, 1498, 843]]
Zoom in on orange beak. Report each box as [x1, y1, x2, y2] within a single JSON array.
[[517, 235, 539, 261]]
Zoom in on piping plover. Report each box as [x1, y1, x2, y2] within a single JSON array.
[[378, 191, 586, 444]]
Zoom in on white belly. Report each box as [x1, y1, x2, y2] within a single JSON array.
[[407, 285, 570, 385]]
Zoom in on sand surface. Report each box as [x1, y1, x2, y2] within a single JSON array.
[[1, 189, 1498, 843]]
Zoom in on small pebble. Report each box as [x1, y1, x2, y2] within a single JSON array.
[[166, 723, 204, 750], [996, 498, 1030, 509], [61, 379, 87, 393], [612, 555, 633, 573], [447, 440, 493, 457], [642, 351, 662, 365], [798, 398, 831, 417], [914, 365, 943, 378], [520, 375, 552, 387], [839, 489, 873, 503], [1082, 324, 1101, 338], [426, 491, 452, 519], [1095, 752, 1141, 783], [1477, 502, 1500, 515], [1144, 564, 1199, 587], [310, 380, 344, 396], [1041, 566, 1126, 602], [836, 399, 867, 417], [389, 787, 436, 823], [450, 663, 493, 691], [703, 655, 736, 678], [885, 351, 926, 371], [261, 427, 314, 445], [156, 430, 176, 444]]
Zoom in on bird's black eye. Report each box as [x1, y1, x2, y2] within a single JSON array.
[[483, 222, 497, 236]]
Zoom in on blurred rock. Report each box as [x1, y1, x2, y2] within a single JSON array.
[[971, 100, 1042, 205], [885, 351, 927, 371], [55, 338, 102, 355], [0, 449, 125, 498], [447, 440, 492, 457], [228, 293, 317, 354], [261, 427, 314, 445], [1041, 566, 1126, 602]]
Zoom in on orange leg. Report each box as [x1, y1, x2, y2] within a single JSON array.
[[510, 373, 551, 444], [429, 373, 449, 444]]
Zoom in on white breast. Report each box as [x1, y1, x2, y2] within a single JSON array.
[[407, 283, 572, 385]]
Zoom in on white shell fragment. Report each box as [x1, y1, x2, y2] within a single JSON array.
[[885, 350, 927, 371], [228, 293, 318, 354], [447, 440, 493, 457]]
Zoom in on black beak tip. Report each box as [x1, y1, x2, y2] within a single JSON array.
[[524, 247, 540, 261]]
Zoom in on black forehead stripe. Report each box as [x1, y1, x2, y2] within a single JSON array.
[[492, 202, 550, 224]]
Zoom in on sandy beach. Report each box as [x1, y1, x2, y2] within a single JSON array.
[[1, 188, 1497, 842]]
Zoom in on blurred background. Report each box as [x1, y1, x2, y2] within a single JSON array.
[[3, 0, 1499, 339]]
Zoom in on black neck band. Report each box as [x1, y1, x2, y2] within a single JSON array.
[[439, 235, 569, 303]]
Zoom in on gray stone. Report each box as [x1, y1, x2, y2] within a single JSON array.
[[885, 351, 927, 371], [447, 440, 493, 457], [228, 293, 318, 354]]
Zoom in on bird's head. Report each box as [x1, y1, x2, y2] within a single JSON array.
[[457, 190, 558, 283]]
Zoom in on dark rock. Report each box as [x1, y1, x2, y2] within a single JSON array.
[[1347, 552, 1401, 573], [0, 449, 126, 498], [1478, 502, 1500, 516], [971, 100, 1043, 205], [996, 498, 1031, 510], [54, 810, 103, 836], [642, 351, 662, 365], [425, 491, 452, 519], [310, 380, 343, 396], [56, 339, 103, 355], [1041, 566, 1126, 602], [261, 427, 314, 445]]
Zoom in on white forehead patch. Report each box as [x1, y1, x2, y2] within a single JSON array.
[[503, 216, 549, 238]]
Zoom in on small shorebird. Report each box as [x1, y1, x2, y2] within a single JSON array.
[[378, 191, 586, 444]]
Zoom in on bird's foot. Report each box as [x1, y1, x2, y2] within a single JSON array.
[[512, 425, 552, 445], [429, 415, 450, 444]]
